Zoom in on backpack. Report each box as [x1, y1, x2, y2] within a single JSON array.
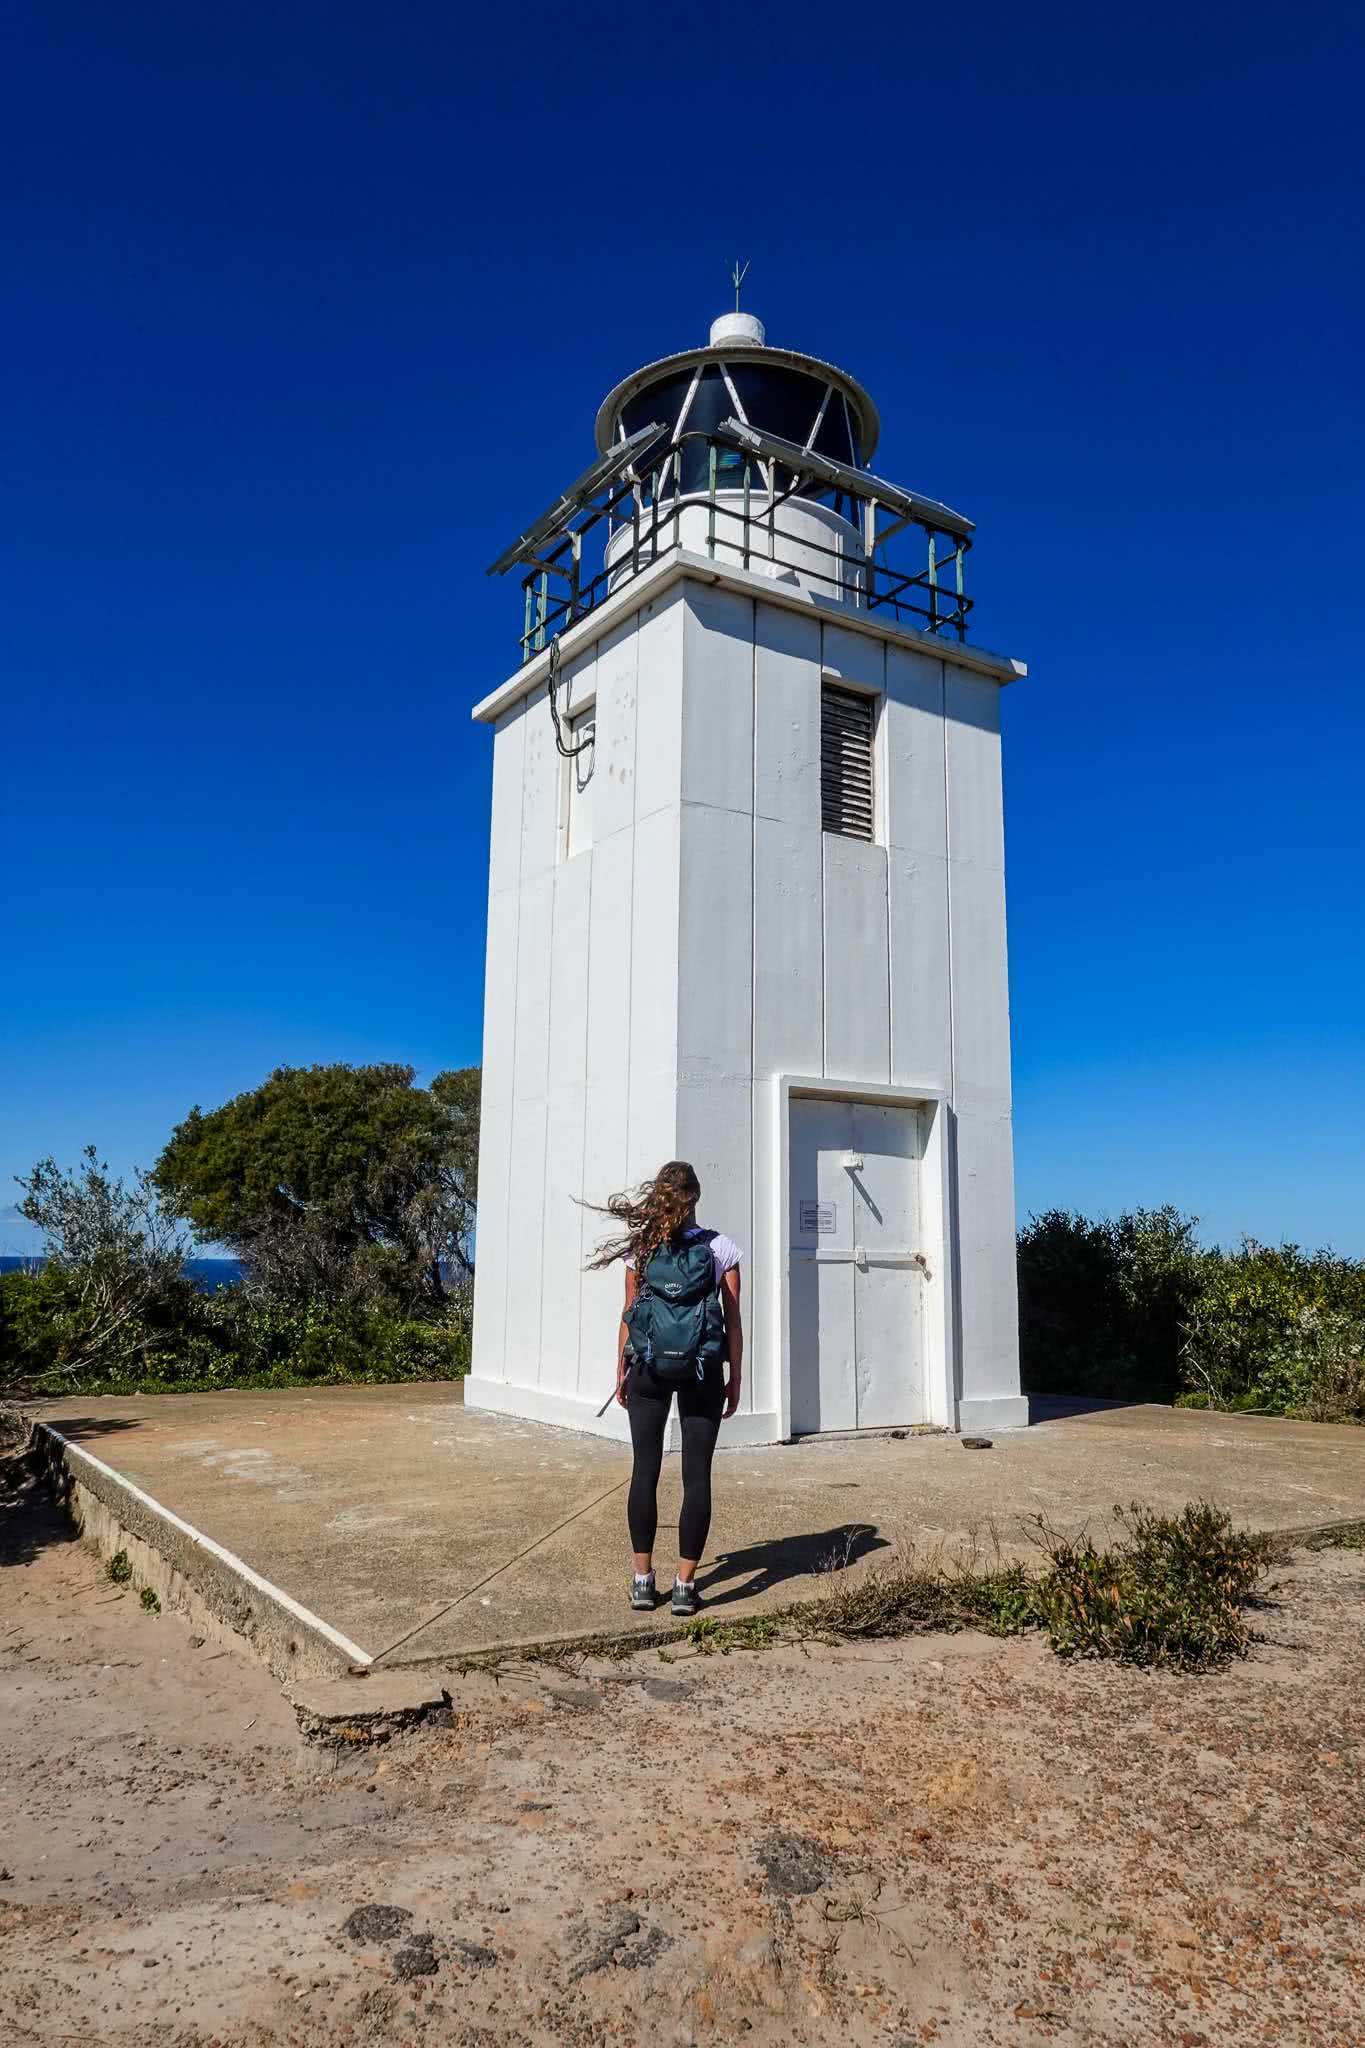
[[625, 1231, 728, 1385]]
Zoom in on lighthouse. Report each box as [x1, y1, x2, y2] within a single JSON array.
[[465, 304, 1028, 1443]]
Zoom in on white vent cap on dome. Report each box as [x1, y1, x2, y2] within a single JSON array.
[[709, 310, 766, 348]]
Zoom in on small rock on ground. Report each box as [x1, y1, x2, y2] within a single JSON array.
[[392, 1933, 439, 1980], [753, 1830, 832, 1896], [640, 1677, 693, 1702], [451, 1939, 499, 1970], [340, 1904, 413, 1943], [568, 1906, 672, 1980]]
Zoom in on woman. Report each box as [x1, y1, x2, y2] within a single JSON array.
[[586, 1160, 743, 1616]]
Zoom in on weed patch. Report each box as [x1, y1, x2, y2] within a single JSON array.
[[680, 1614, 782, 1656], [1303, 1521, 1365, 1552], [139, 1586, 161, 1615], [810, 1502, 1270, 1672], [107, 1549, 132, 1585], [814, 1549, 1041, 1643], [1034, 1502, 1272, 1670]]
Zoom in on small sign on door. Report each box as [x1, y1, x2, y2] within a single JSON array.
[[800, 1199, 837, 1234]]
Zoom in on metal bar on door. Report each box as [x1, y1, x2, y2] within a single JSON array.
[[811, 1249, 926, 1267]]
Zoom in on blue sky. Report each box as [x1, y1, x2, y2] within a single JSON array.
[[3, 2, 1362, 1257]]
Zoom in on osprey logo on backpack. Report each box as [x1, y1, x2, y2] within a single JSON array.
[[625, 1233, 727, 1387]]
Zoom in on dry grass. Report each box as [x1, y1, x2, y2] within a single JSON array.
[[724, 1503, 1274, 1673]]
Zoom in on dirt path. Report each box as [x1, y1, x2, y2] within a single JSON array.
[[2, 1449, 1363, 2047]]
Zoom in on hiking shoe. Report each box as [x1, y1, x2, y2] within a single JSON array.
[[630, 1572, 657, 1612], [670, 1578, 700, 1618]]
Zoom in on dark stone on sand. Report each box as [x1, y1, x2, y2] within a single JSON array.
[[754, 1831, 832, 1896], [567, 1906, 670, 1980], [451, 1939, 498, 1969], [341, 1904, 413, 1943], [616, 1925, 672, 1969], [392, 1934, 439, 1980], [640, 1677, 693, 1702]]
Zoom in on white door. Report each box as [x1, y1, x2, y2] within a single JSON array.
[[788, 1097, 925, 1433], [848, 1101, 924, 1428], [789, 1097, 858, 1433]]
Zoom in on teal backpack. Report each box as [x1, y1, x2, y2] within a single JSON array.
[[626, 1231, 728, 1385]]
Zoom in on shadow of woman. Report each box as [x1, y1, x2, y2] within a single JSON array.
[[698, 1521, 889, 1608]]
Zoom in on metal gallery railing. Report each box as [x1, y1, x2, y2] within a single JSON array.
[[496, 421, 974, 665]]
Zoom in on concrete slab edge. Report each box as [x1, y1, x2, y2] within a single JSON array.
[[289, 1673, 455, 1744], [34, 1422, 374, 1684], [377, 1610, 772, 1674], [370, 1513, 1365, 1676]]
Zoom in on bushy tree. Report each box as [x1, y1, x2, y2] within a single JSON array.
[[151, 1063, 479, 1315], [1018, 1206, 1365, 1420], [1017, 1205, 1202, 1401], [1183, 1239, 1365, 1419], [9, 1147, 191, 1380]]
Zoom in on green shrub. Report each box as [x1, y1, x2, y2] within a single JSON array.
[[807, 1505, 1268, 1670], [1182, 1242, 1365, 1422], [1019, 1208, 1365, 1422], [0, 1274, 470, 1398], [1017, 1206, 1202, 1402], [1290, 1310, 1365, 1422], [974, 1567, 1043, 1636], [1035, 1502, 1272, 1671], [0, 1267, 66, 1380], [0, 1263, 201, 1384]]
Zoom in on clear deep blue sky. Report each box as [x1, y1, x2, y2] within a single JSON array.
[[4, 2, 1363, 1257]]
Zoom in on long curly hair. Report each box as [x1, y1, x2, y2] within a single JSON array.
[[583, 1160, 701, 1275]]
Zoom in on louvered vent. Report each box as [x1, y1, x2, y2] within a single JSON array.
[[820, 683, 876, 840]]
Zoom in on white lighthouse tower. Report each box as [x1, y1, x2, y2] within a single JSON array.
[[464, 304, 1029, 1443]]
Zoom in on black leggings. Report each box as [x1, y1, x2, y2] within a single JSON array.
[[625, 1360, 724, 1563]]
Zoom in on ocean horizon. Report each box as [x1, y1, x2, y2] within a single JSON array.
[[0, 1255, 244, 1291]]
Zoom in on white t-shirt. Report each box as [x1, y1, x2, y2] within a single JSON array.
[[627, 1226, 743, 1290]]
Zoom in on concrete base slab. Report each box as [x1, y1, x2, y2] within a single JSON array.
[[26, 1382, 1365, 1678]]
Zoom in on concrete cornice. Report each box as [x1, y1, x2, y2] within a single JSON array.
[[470, 551, 1027, 725]]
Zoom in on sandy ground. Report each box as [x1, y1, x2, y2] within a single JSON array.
[[3, 1446, 1363, 2048]]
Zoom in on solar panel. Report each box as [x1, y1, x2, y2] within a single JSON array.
[[715, 418, 973, 538], [485, 421, 669, 578]]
